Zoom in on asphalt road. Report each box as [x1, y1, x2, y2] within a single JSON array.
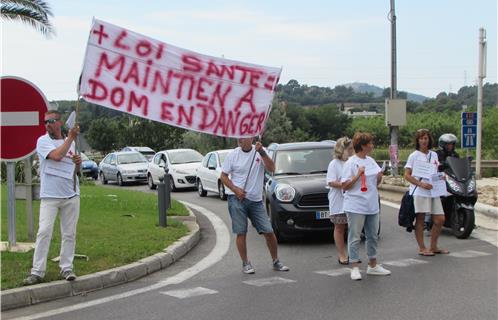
[[3, 183, 498, 320]]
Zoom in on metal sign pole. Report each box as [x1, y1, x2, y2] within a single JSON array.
[[25, 156, 34, 241], [7, 161, 17, 247]]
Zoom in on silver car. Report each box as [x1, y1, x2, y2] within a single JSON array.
[[196, 149, 232, 200], [99, 151, 148, 186]]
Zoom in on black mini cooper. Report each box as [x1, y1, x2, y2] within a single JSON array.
[[264, 141, 335, 242]]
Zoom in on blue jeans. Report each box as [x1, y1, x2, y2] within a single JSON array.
[[346, 212, 379, 263], [227, 195, 273, 234]]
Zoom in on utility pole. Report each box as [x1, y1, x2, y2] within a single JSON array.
[[388, 0, 400, 176], [476, 28, 486, 179]]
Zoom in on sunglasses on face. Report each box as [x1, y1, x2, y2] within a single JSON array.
[[44, 118, 60, 124]]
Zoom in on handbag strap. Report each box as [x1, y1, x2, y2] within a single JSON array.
[[410, 152, 432, 196]]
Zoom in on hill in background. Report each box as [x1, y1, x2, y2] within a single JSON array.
[[344, 82, 428, 103]]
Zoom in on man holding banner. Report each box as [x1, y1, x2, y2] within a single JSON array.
[[23, 111, 81, 285], [221, 138, 289, 274]]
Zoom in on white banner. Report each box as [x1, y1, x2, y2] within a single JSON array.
[[79, 19, 281, 138]]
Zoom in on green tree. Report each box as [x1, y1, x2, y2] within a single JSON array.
[[86, 118, 120, 154], [1, 0, 55, 37]]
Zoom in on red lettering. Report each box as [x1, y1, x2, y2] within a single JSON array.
[[122, 61, 140, 86], [152, 70, 174, 94], [114, 30, 130, 50], [197, 103, 217, 130], [136, 40, 152, 57], [177, 105, 194, 126], [142, 60, 153, 88], [156, 43, 165, 60], [196, 77, 213, 102], [234, 88, 256, 113], [210, 83, 232, 108], [128, 91, 148, 115], [84, 79, 107, 100], [182, 54, 202, 73], [226, 110, 241, 135], [95, 53, 125, 80], [255, 112, 266, 133], [92, 24, 109, 45], [264, 75, 277, 91], [249, 70, 263, 88], [110, 87, 125, 107], [161, 101, 175, 121], [174, 73, 195, 100]]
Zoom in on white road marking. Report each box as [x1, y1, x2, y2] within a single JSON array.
[[0, 111, 39, 126], [11, 201, 230, 320], [448, 250, 492, 258], [314, 268, 352, 277], [160, 287, 218, 299], [383, 258, 428, 267], [243, 277, 296, 287]]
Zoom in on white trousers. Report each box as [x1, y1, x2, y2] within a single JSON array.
[[31, 196, 80, 277]]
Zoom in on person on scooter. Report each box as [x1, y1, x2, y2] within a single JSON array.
[[436, 133, 459, 169]]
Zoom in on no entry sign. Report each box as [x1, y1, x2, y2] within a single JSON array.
[[1, 76, 49, 161]]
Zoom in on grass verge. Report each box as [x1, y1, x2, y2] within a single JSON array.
[[1, 184, 189, 289]]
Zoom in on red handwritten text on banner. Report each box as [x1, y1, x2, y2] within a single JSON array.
[[79, 19, 281, 138]]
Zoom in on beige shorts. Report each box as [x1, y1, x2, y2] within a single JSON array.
[[414, 196, 444, 215]]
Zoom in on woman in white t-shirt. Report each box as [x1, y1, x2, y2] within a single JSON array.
[[341, 132, 390, 281], [404, 129, 449, 256], [326, 137, 353, 265]]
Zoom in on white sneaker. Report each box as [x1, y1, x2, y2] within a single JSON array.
[[367, 264, 391, 276], [350, 267, 362, 280], [242, 261, 255, 274]]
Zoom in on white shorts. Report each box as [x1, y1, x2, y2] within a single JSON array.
[[414, 196, 444, 215]]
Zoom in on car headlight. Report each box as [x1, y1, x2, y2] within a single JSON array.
[[445, 175, 462, 193], [467, 178, 476, 193], [275, 184, 295, 202]]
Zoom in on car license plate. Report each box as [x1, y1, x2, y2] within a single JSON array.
[[315, 211, 330, 220]]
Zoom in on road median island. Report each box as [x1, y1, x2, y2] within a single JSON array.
[[1, 184, 201, 310]]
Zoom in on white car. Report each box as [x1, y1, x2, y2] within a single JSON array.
[[196, 149, 233, 200], [99, 151, 148, 186], [147, 149, 203, 191], [121, 146, 156, 162]]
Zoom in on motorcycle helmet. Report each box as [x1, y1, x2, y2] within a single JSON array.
[[438, 133, 458, 151]]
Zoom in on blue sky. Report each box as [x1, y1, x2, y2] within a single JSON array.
[[2, 0, 496, 100]]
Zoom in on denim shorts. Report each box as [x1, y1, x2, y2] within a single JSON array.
[[227, 195, 273, 234]]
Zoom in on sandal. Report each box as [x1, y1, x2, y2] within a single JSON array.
[[432, 248, 450, 254], [418, 250, 435, 256], [338, 257, 349, 265]]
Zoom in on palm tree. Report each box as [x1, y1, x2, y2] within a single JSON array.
[[1, 0, 55, 37]]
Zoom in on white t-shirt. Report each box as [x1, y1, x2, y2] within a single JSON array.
[[341, 155, 381, 215], [221, 146, 266, 202], [405, 150, 440, 198], [326, 159, 345, 215], [37, 134, 79, 199]]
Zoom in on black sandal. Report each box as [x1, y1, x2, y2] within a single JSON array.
[[338, 257, 349, 265]]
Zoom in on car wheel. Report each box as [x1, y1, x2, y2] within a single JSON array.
[[100, 172, 108, 185], [197, 179, 207, 197], [169, 176, 177, 192], [148, 174, 157, 190], [117, 173, 124, 186], [218, 181, 227, 200]]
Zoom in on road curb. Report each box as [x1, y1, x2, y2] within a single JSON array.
[[1, 206, 201, 311], [378, 184, 498, 218]]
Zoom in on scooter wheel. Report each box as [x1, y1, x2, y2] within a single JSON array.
[[451, 208, 475, 239]]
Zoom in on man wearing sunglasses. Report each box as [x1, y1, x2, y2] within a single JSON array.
[[23, 110, 82, 285]]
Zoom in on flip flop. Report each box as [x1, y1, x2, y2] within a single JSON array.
[[418, 250, 435, 256], [432, 249, 450, 254], [338, 258, 349, 265]]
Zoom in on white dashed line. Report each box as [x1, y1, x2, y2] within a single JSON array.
[[160, 287, 218, 299], [243, 277, 296, 287], [383, 258, 428, 267], [448, 250, 492, 258], [314, 268, 352, 277]]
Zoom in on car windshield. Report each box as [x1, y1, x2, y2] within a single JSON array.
[[117, 153, 147, 164], [218, 151, 229, 164], [80, 153, 90, 161], [168, 150, 203, 164], [274, 148, 332, 175]]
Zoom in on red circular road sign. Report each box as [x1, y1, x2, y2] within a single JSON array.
[[1, 77, 49, 161]]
